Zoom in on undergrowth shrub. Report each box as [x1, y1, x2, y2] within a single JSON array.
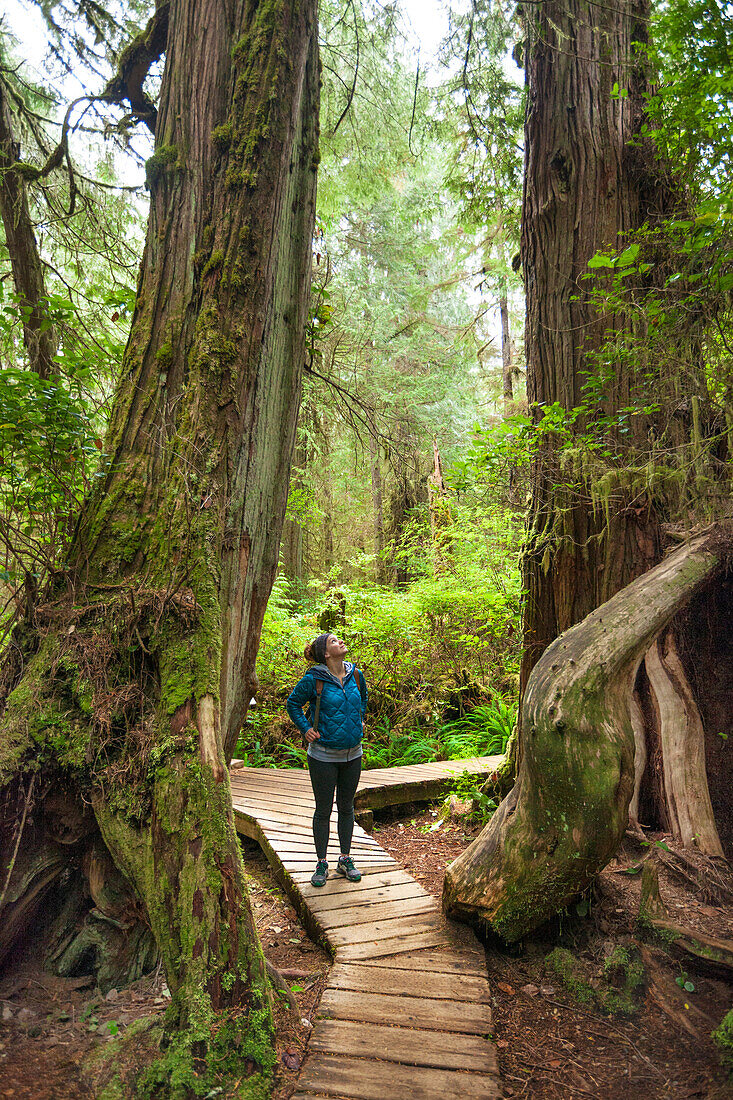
[[243, 534, 521, 767]]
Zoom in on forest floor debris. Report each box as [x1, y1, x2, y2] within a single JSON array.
[[0, 802, 731, 1099], [376, 805, 733, 1100]]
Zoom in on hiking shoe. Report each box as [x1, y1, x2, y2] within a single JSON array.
[[336, 855, 361, 882], [311, 860, 328, 887]]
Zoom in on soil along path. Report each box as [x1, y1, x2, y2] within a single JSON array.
[[230, 757, 503, 1100]]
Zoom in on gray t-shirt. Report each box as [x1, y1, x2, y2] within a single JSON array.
[[307, 741, 363, 763]]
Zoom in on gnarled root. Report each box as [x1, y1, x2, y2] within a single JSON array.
[[443, 527, 732, 942]]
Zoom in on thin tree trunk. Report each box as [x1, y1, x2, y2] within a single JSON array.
[[0, 0, 319, 1090], [321, 416, 334, 571], [282, 430, 307, 584], [428, 437, 451, 576], [369, 432, 385, 582], [0, 81, 56, 378], [499, 276, 513, 410]]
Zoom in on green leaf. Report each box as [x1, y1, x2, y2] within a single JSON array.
[[616, 244, 640, 266], [588, 253, 615, 269]]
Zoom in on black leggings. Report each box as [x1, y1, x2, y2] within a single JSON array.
[[307, 755, 362, 861]]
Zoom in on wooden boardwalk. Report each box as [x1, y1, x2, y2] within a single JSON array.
[[231, 756, 503, 1100]]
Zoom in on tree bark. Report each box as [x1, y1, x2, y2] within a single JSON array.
[[443, 528, 732, 942], [520, 0, 667, 690], [0, 0, 318, 1091], [642, 628, 723, 855], [0, 80, 56, 378]]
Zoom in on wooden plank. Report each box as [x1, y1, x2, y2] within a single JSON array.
[[231, 789, 316, 810], [316, 988, 492, 1035], [297, 1053, 501, 1100], [317, 897, 437, 930], [233, 804, 316, 825], [276, 860, 397, 875], [295, 868, 413, 894], [335, 931, 452, 962], [306, 881, 430, 913], [272, 847, 395, 864], [230, 775, 310, 791], [325, 915, 440, 946], [328, 962, 490, 1003], [232, 760, 504, 1098], [262, 839, 382, 857], [351, 949, 486, 976], [264, 836, 390, 855], [267, 842, 391, 860], [262, 827, 383, 848], [291, 867, 405, 887], [308, 1018, 498, 1074]]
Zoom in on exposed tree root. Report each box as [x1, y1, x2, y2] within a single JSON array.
[[443, 526, 733, 941], [264, 958, 299, 1017]]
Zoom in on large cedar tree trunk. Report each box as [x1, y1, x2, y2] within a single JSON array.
[[444, 0, 730, 937], [516, 0, 725, 850], [0, 0, 318, 1092], [519, 0, 667, 687]]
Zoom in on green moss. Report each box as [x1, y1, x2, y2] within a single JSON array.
[[222, 0, 289, 196], [96, 1074, 125, 1100], [202, 249, 225, 278], [145, 144, 179, 188], [156, 340, 174, 370], [600, 946, 645, 1016], [212, 121, 233, 149], [712, 1008, 733, 1077], [546, 947, 596, 1006], [546, 945, 645, 1018], [136, 998, 274, 1100]]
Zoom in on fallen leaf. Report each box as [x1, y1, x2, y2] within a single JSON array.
[[281, 1049, 301, 1071], [496, 982, 515, 995]]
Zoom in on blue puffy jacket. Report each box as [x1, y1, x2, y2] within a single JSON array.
[[286, 663, 367, 750]]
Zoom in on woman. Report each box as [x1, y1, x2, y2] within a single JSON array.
[[286, 632, 367, 887]]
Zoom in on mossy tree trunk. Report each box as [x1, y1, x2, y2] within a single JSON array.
[[0, 79, 56, 379], [443, 528, 732, 941], [0, 0, 318, 1093]]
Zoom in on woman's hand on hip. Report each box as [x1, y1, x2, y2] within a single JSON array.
[[305, 727, 320, 743]]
